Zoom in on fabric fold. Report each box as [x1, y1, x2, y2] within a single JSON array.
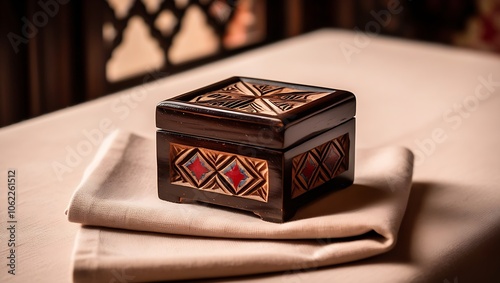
[[67, 130, 414, 282]]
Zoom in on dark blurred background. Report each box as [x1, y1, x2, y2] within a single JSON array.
[[1, 0, 499, 127]]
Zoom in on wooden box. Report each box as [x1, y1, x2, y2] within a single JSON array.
[[156, 77, 356, 222]]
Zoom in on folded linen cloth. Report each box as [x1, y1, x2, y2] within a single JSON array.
[[67, 130, 414, 282]]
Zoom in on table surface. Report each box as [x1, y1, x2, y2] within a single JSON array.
[[1, 29, 500, 282]]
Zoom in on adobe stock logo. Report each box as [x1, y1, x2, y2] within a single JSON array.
[[7, 0, 70, 54], [339, 0, 404, 63], [413, 74, 499, 166], [51, 71, 167, 181]]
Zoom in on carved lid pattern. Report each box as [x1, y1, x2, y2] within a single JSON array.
[[189, 81, 330, 116]]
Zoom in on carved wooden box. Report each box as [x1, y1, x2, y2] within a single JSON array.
[[156, 77, 356, 222]]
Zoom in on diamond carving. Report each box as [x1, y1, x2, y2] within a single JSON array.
[[170, 143, 269, 202], [291, 133, 350, 198], [221, 159, 250, 193], [299, 154, 319, 186], [184, 153, 212, 182], [189, 80, 331, 116]]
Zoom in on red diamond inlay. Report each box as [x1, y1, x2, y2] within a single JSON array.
[[224, 162, 246, 190], [301, 158, 316, 182], [187, 154, 209, 181]]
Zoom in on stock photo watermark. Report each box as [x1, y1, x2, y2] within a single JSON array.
[[7, 0, 70, 54], [339, 0, 406, 63], [382, 73, 499, 192], [51, 71, 167, 181], [108, 268, 136, 283], [412, 73, 499, 166], [6, 169, 18, 276]]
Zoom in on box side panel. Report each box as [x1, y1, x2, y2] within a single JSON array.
[[157, 130, 286, 222], [283, 97, 356, 149], [283, 119, 355, 213], [156, 105, 286, 149]]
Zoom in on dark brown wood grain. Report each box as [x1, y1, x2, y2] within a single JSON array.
[[157, 77, 356, 222]]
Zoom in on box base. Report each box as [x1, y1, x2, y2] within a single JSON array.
[[157, 119, 355, 222]]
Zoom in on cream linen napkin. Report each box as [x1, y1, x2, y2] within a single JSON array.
[[67, 130, 414, 282]]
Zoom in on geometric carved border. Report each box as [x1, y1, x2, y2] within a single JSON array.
[[291, 133, 350, 199], [170, 143, 269, 202]]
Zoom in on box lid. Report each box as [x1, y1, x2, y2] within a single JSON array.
[[156, 77, 355, 150]]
